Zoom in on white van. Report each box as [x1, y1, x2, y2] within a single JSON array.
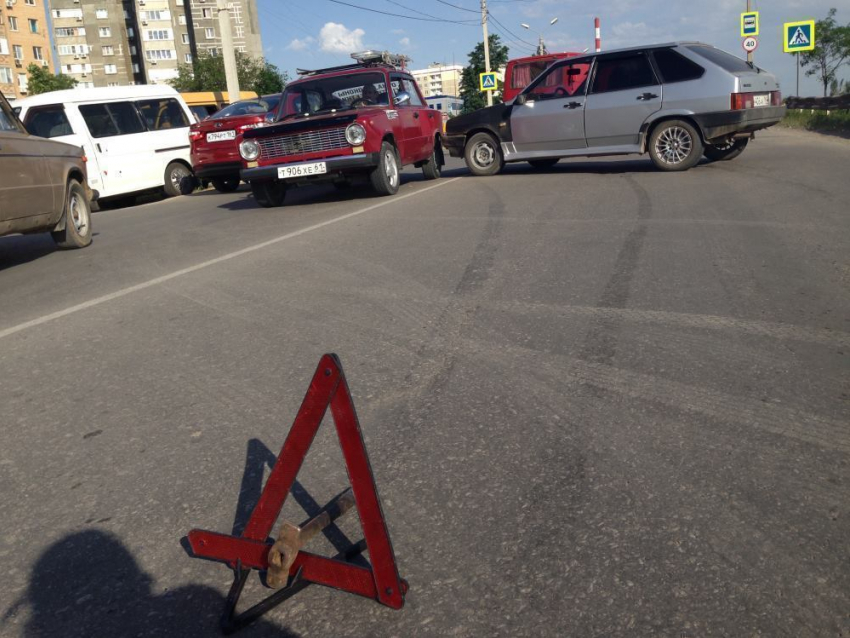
[[16, 85, 194, 202]]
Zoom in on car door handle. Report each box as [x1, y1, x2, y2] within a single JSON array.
[[413, 112, 420, 119], [563, 102, 582, 109], [636, 93, 659, 101]]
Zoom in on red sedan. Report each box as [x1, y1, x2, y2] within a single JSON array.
[[189, 95, 280, 193]]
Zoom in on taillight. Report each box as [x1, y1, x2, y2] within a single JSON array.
[[189, 129, 203, 142], [237, 123, 261, 132], [731, 92, 754, 110], [771, 90, 782, 106]]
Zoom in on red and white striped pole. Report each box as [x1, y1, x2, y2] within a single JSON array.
[[594, 17, 601, 52]]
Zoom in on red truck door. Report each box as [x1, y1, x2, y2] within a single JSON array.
[[390, 74, 428, 164]]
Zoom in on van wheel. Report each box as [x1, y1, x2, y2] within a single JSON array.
[[648, 120, 703, 171], [212, 177, 241, 193], [250, 180, 286, 207], [421, 142, 441, 180], [704, 137, 749, 162], [51, 180, 92, 249], [528, 159, 559, 169], [370, 142, 400, 195], [465, 132, 504, 176], [164, 162, 192, 197]]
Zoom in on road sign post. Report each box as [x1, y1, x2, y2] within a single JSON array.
[[479, 72, 498, 92]]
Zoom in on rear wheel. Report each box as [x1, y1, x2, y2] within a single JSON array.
[[704, 137, 749, 162], [421, 142, 441, 180], [164, 161, 192, 197], [212, 177, 241, 193], [250, 180, 286, 208], [528, 158, 559, 170], [51, 180, 92, 249], [370, 142, 400, 196], [648, 120, 703, 171], [465, 132, 504, 176]]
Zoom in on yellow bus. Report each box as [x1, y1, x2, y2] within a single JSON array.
[[180, 91, 258, 121]]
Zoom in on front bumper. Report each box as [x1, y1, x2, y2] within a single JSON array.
[[443, 134, 465, 158], [241, 153, 380, 183], [194, 161, 243, 180], [694, 106, 786, 141]]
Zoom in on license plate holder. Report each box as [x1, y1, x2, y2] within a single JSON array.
[[278, 162, 328, 179]]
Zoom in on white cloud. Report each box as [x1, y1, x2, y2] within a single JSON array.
[[286, 36, 314, 51], [399, 37, 411, 48], [319, 22, 365, 54]]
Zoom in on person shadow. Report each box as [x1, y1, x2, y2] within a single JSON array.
[[5, 439, 365, 637]]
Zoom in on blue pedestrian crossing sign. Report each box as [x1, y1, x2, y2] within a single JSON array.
[[479, 72, 497, 92], [741, 11, 759, 37], [784, 20, 815, 53]]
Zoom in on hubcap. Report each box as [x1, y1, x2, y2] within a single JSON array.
[[69, 192, 87, 234], [472, 141, 495, 169], [171, 167, 188, 189], [385, 150, 398, 187], [655, 126, 693, 165]]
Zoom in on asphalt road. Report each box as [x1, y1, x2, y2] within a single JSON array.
[[1, 128, 848, 637]]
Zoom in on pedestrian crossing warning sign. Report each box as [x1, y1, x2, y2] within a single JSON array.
[[479, 72, 497, 91], [784, 20, 815, 53]]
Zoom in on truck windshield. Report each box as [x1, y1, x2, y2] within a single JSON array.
[[279, 72, 389, 118]]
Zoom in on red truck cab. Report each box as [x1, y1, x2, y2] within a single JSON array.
[[239, 51, 443, 207], [503, 52, 584, 102]]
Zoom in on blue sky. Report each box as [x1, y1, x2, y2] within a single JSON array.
[[256, 1, 849, 97]]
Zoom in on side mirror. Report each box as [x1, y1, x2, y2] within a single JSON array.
[[515, 94, 527, 105], [395, 91, 411, 106], [264, 111, 276, 124]]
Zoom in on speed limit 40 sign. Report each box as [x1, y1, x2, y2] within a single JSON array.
[[742, 37, 758, 52]]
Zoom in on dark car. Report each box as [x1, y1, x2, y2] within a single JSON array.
[[0, 91, 93, 249], [445, 42, 785, 174], [237, 51, 443, 208]]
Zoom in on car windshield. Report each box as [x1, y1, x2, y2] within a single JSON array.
[[213, 96, 281, 119], [279, 72, 389, 119]]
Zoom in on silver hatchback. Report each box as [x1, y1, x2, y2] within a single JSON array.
[[444, 42, 785, 173]]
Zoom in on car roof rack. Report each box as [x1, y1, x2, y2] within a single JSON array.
[[296, 50, 411, 76]]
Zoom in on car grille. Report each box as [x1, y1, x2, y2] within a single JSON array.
[[257, 127, 348, 159]]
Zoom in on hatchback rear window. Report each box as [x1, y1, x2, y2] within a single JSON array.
[[652, 49, 705, 83], [24, 105, 74, 138], [686, 45, 754, 73], [79, 102, 147, 138]]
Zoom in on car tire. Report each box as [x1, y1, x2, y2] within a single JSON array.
[[250, 180, 286, 208], [704, 137, 749, 162], [421, 142, 441, 180], [212, 177, 241, 193], [528, 159, 559, 170], [465, 132, 504, 176], [51, 179, 92, 249], [370, 141, 401, 196], [648, 120, 703, 172], [164, 161, 192, 197]]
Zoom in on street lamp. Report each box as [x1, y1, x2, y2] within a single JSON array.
[[521, 18, 559, 56]]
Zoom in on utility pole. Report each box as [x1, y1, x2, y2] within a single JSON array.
[[217, 0, 240, 103], [746, 0, 753, 64], [480, 0, 492, 107]]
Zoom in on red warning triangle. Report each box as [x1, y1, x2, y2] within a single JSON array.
[[187, 354, 406, 630]]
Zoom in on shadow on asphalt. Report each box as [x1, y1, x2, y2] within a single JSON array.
[[0, 232, 99, 272]]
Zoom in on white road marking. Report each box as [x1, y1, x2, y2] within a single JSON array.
[[0, 178, 461, 341]]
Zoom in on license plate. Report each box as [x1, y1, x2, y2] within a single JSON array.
[[278, 162, 327, 179], [206, 130, 236, 142], [753, 93, 770, 107]]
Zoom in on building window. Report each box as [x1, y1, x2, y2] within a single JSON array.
[[0, 67, 13, 84], [208, 47, 217, 56], [104, 64, 117, 74], [107, 82, 119, 87], [145, 49, 175, 60], [178, 15, 186, 25], [12, 45, 23, 60], [28, 18, 38, 33], [25, 0, 36, 6], [102, 45, 114, 55], [128, 28, 134, 37], [8, 17, 18, 31], [201, 8, 212, 18], [132, 63, 140, 72], [99, 27, 111, 37], [0, 38, 7, 55], [18, 73, 28, 92], [130, 45, 137, 55], [184, 53, 192, 62], [205, 27, 215, 39], [145, 29, 173, 40], [181, 33, 189, 44], [32, 46, 43, 61], [96, 8, 108, 18], [55, 27, 86, 37]]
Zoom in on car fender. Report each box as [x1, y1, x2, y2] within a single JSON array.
[[639, 109, 705, 152]]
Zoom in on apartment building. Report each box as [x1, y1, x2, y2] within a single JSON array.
[[137, 0, 193, 84], [0, 0, 53, 99], [185, 0, 261, 59], [410, 63, 463, 99]]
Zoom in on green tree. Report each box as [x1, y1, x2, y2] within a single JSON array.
[[459, 35, 509, 114], [25, 64, 77, 95], [168, 53, 287, 95], [800, 8, 850, 97]]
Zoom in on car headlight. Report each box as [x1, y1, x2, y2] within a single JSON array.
[[239, 139, 260, 161], [345, 123, 366, 146]]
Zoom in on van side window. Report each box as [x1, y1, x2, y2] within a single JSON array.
[[79, 102, 146, 138], [24, 105, 74, 138], [591, 54, 658, 94], [136, 98, 189, 131], [652, 49, 705, 83]]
